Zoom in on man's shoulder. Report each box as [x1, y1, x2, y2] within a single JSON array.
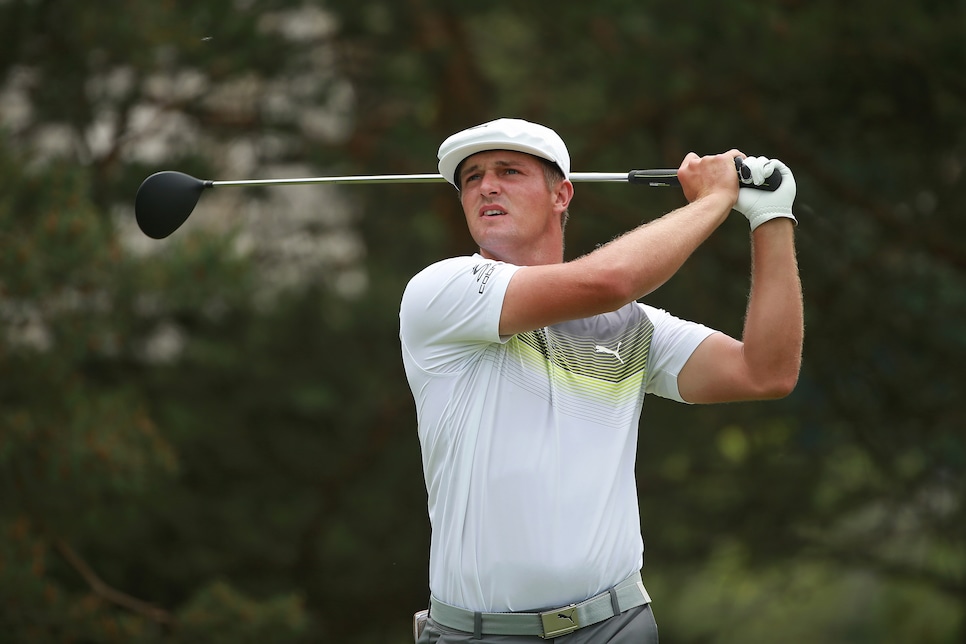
[[406, 254, 513, 291], [408, 254, 479, 283], [400, 254, 514, 347], [402, 255, 478, 311]]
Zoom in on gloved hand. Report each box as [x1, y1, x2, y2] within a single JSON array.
[[734, 156, 798, 231]]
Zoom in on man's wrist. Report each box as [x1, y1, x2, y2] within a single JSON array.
[[748, 211, 797, 231], [695, 190, 738, 217], [750, 214, 797, 233]]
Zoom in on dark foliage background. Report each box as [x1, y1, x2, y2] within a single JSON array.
[[0, 1, 963, 642]]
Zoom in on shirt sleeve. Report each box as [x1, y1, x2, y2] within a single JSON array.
[[399, 255, 520, 374], [640, 304, 717, 403]]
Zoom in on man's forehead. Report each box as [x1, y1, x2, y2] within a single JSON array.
[[459, 150, 540, 174]]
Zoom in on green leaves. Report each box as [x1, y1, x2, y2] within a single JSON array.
[[175, 581, 309, 644]]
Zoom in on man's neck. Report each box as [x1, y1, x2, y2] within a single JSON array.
[[479, 237, 565, 266], [480, 248, 564, 266]]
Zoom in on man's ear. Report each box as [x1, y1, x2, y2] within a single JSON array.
[[553, 180, 574, 213]]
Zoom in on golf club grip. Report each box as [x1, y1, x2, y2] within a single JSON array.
[[627, 163, 781, 191]]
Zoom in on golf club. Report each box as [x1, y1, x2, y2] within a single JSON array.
[[135, 159, 779, 239]]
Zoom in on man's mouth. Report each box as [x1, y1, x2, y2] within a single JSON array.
[[481, 207, 506, 217]]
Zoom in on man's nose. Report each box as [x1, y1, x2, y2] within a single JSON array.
[[479, 170, 500, 194]]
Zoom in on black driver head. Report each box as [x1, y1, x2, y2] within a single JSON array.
[[135, 171, 209, 239]]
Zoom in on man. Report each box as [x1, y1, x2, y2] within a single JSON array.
[[399, 118, 803, 643]]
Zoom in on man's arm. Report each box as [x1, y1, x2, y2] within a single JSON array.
[[498, 151, 741, 337], [677, 218, 803, 403]]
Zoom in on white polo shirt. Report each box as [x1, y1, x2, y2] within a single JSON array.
[[399, 255, 715, 613]]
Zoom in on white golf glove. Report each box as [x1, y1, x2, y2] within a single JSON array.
[[734, 156, 798, 231]]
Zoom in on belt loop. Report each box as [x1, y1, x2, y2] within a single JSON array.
[[473, 611, 483, 639], [608, 587, 621, 616]]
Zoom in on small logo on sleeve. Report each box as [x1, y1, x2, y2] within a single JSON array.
[[471, 263, 496, 294]]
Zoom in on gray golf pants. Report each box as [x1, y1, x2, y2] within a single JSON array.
[[416, 604, 659, 643]]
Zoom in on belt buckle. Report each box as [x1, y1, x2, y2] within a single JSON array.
[[539, 604, 579, 639]]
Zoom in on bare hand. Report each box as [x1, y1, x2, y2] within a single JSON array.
[[677, 150, 742, 206]]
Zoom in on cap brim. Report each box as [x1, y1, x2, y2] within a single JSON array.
[[440, 142, 561, 188]]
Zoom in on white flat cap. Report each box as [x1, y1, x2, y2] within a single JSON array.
[[437, 118, 571, 188]]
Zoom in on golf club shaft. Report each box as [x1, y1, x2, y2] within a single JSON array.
[[207, 170, 680, 188], [134, 164, 774, 239]]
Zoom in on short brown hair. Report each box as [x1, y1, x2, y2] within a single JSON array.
[[538, 158, 570, 231]]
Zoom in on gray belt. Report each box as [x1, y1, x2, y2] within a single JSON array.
[[428, 572, 648, 639]]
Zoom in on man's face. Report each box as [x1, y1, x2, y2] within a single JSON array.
[[457, 150, 570, 263]]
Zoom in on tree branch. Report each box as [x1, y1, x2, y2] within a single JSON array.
[[54, 538, 175, 627]]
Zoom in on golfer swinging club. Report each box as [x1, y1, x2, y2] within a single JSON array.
[[399, 118, 803, 643]]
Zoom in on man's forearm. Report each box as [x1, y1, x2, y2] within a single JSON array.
[[741, 219, 804, 395]]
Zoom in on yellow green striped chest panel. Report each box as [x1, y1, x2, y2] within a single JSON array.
[[494, 305, 655, 425]]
